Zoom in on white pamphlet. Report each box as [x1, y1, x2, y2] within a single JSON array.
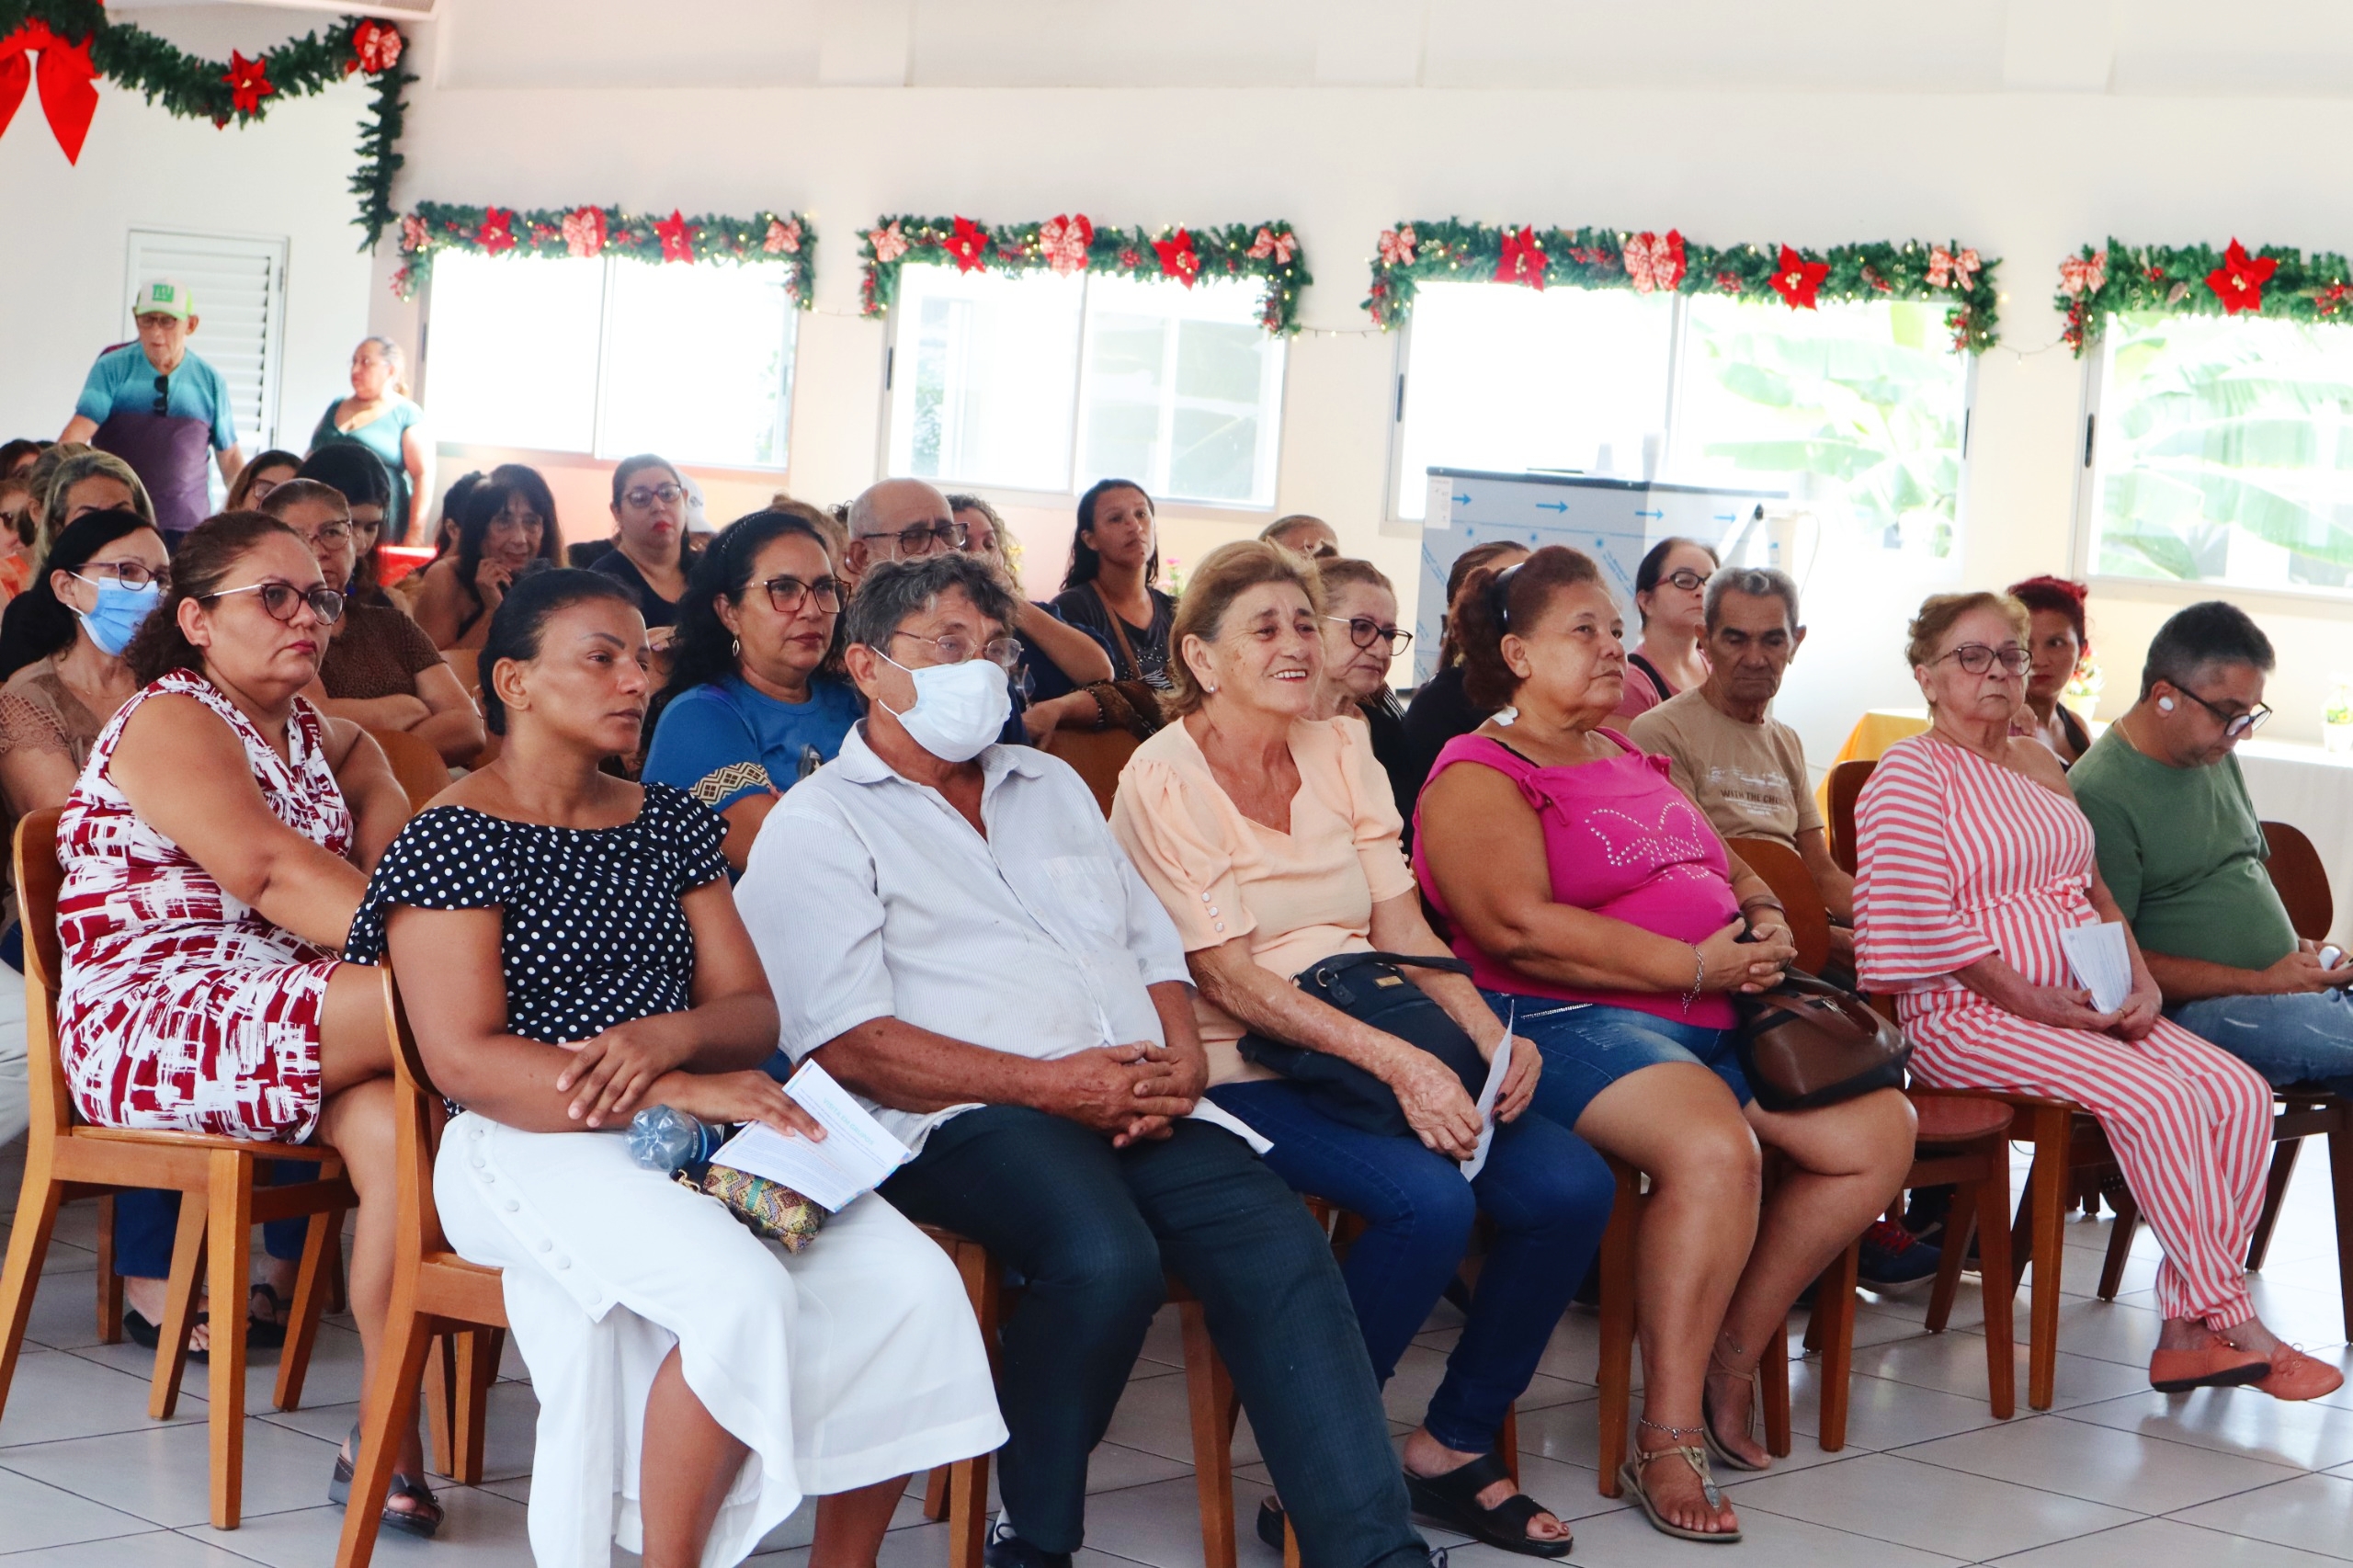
[[2058, 921, 2132, 1015], [1461, 1003, 1515, 1183], [1187, 1098, 1274, 1155], [710, 1060, 914, 1212]]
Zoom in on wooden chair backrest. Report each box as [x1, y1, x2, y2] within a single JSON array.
[[367, 728, 453, 814], [1041, 726, 1140, 819], [2261, 820, 2336, 941], [1827, 758, 1875, 877], [1727, 836, 1833, 975], [12, 808, 68, 1141], [379, 969, 453, 1257]]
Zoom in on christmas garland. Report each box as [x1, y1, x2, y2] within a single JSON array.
[[0, 2, 412, 247], [392, 202, 816, 303], [2055, 238, 2353, 354], [1364, 221, 2000, 354], [859, 215, 1310, 335]]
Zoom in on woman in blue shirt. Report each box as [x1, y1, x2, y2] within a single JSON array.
[[642, 508, 859, 873]]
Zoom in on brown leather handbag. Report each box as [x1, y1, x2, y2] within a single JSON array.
[[1732, 971, 1912, 1112]]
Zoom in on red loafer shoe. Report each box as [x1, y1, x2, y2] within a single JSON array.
[[2150, 1345, 2271, 1392], [2253, 1345, 2346, 1402]]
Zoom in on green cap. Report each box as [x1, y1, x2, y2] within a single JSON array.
[[134, 279, 193, 322]]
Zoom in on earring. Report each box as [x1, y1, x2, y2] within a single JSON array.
[[731, 636, 741, 658]]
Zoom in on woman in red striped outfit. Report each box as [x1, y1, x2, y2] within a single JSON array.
[[1857, 591, 2339, 1401]]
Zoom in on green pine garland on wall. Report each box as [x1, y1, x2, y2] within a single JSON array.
[[0, 0, 412, 247], [2055, 238, 2353, 354], [1364, 220, 2000, 354], [392, 202, 816, 303], [859, 214, 1311, 335]]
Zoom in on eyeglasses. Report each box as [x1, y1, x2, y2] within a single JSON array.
[[862, 522, 970, 556], [152, 372, 169, 418], [1935, 642, 2030, 676], [299, 522, 354, 547], [1326, 615, 1413, 654], [759, 574, 843, 615], [889, 630, 1022, 672], [2174, 685, 2272, 739], [76, 561, 170, 591], [1661, 568, 1711, 594], [199, 580, 346, 625], [623, 483, 685, 509]]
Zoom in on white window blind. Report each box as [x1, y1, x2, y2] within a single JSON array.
[[123, 230, 287, 454]]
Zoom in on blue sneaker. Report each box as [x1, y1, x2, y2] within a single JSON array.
[[1856, 1219, 1941, 1292]]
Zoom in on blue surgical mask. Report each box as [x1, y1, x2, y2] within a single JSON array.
[[73, 574, 162, 658]]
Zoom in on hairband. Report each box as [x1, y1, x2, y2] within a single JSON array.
[[1485, 561, 1525, 632]]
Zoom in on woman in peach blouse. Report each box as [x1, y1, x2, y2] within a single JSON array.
[[1110, 541, 1611, 1561]]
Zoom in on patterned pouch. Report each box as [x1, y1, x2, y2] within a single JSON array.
[[691, 1165, 827, 1253]]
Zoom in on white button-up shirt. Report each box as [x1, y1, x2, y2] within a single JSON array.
[[739, 726, 1192, 1151]]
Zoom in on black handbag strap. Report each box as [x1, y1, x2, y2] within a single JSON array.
[[1301, 949, 1472, 985]]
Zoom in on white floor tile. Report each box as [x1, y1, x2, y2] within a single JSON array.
[[1053, 1472, 1279, 1568], [2170, 1471, 2353, 1561], [1897, 1413, 2304, 1512], [2062, 1384, 2353, 1472], [176, 1487, 536, 1567], [1722, 1448, 2135, 1561], [0, 1464, 159, 1553], [0, 1533, 262, 1566], [1848, 1330, 2154, 1411], [1985, 1515, 2348, 1567], [1781, 1357, 2020, 1450], [0, 1414, 339, 1527], [0, 1347, 204, 1448], [1558, 1494, 1969, 1568]]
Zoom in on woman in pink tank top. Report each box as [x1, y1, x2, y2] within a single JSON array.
[[1413, 547, 1916, 1544]]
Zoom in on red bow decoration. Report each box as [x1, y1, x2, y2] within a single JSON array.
[[1247, 226, 1297, 266], [869, 222, 909, 265], [2207, 238, 2276, 315], [222, 51, 274, 117], [562, 206, 606, 258], [398, 214, 427, 255], [655, 210, 694, 263], [2058, 251, 2107, 296], [0, 19, 99, 164], [763, 217, 802, 255], [1154, 228, 1201, 288], [1495, 226, 1546, 289], [1040, 213, 1093, 276], [1768, 244, 1829, 310], [1927, 244, 1980, 291], [1621, 230, 1686, 294], [478, 207, 517, 256], [347, 19, 404, 75], [1377, 226, 1416, 267], [945, 216, 989, 274]]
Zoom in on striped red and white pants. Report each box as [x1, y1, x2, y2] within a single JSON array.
[[1905, 1005, 2271, 1329]]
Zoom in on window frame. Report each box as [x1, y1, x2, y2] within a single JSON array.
[[875, 263, 1290, 512]]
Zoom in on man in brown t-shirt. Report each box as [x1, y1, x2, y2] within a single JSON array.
[[1626, 566, 1855, 966]]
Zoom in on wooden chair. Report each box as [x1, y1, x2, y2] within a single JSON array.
[[366, 728, 453, 813], [1039, 726, 1141, 819], [0, 809, 354, 1530], [2263, 820, 2336, 938], [335, 970, 507, 1568], [1826, 758, 1875, 876], [1727, 837, 1832, 973], [440, 647, 481, 701]]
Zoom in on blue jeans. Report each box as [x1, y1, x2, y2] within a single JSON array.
[[2167, 988, 2353, 1096], [114, 1170, 312, 1281], [1494, 993, 1750, 1132], [1208, 1077, 1612, 1456]]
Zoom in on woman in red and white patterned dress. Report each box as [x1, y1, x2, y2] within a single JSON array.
[[1857, 591, 2339, 1402], [54, 512, 441, 1526]]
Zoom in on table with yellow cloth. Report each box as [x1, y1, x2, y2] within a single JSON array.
[[1814, 707, 1929, 822]]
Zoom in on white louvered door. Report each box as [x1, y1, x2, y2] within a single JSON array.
[[121, 230, 289, 455]]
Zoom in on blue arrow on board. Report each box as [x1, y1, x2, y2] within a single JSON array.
[[1452, 493, 1472, 506], [1535, 500, 1568, 513], [1633, 508, 1664, 520], [1713, 513, 1737, 522]]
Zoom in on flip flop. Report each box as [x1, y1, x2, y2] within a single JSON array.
[[1617, 1445, 1742, 1544], [1404, 1451, 1572, 1559]]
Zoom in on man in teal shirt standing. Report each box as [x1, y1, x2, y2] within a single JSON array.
[[2071, 601, 2353, 1096], [62, 278, 244, 541]]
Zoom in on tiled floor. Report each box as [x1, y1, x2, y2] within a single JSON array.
[[4, 1107, 2349, 1567]]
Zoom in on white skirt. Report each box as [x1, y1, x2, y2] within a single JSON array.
[[437, 1112, 1006, 1568]]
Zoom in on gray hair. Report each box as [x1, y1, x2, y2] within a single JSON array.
[[844, 553, 1019, 653], [1704, 565, 1801, 633], [2141, 600, 2275, 701], [40, 449, 154, 566]]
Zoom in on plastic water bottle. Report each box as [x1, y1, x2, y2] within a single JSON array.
[[627, 1105, 727, 1175]]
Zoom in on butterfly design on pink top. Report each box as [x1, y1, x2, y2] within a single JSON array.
[[1582, 800, 1712, 872]]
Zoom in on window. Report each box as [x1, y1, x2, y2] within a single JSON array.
[[2086, 311, 2353, 593], [126, 229, 287, 453], [885, 263, 1287, 506], [426, 250, 799, 470], [1393, 283, 1972, 558]]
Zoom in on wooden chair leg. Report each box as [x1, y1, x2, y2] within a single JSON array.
[[2329, 1124, 2353, 1341], [449, 1327, 497, 1484], [150, 1193, 208, 1422], [208, 1150, 253, 1529], [1593, 1163, 1639, 1498], [1283, 1517, 1302, 1568], [1760, 1318, 1791, 1459], [1813, 1242, 1859, 1452], [1975, 1151, 2017, 1421], [2097, 1187, 2139, 1301], [2022, 1107, 2067, 1412], [922, 1465, 950, 1522], [1498, 1403, 1519, 1487], [324, 1222, 347, 1317], [0, 1162, 64, 1412], [333, 1293, 438, 1568], [274, 1198, 344, 1412], [947, 1449, 992, 1568], [93, 1193, 123, 1344], [2246, 1138, 2304, 1271], [424, 1332, 457, 1476], [1180, 1299, 1237, 1568], [1926, 1176, 1977, 1334]]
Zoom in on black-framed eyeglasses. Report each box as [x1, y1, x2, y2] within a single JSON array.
[[76, 561, 170, 591], [1936, 642, 2029, 676], [759, 574, 843, 615], [199, 580, 346, 625], [864, 522, 969, 556], [889, 630, 1021, 672], [1661, 568, 1711, 593], [622, 483, 685, 509], [151, 372, 169, 417], [2175, 685, 2272, 739], [1325, 615, 1413, 654]]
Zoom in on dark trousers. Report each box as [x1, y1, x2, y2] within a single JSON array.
[[1210, 1079, 1611, 1454], [881, 1108, 1428, 1568], [114, 1167, 311, 1281]]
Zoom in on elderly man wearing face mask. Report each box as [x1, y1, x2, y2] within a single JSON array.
[[737, 551, 1437, 1568]]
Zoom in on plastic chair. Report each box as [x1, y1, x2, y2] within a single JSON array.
[[0, 809, 354, 1529], [366, 728, 453, 813]]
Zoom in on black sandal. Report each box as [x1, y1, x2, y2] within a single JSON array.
[[1404, 1452, 1571, 1559], [328, 1420, 443, 1540], [244, 1284, 290, 1352]]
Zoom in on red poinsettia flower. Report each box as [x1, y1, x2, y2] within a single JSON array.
[[222, 51, 275, 115], [946, 216, 989, 274], [2207, 238, 2277, 315], [1495, 226, 1547, 289], [1154, 229, 1201, 287], [655, 210, 694, 264], [478, 208, 517, 256], [1769, 244, 1830, 310]]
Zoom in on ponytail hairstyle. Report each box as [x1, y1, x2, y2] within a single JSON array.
[[653, 507, 844, 733], [1455, 544, 1605, 710], [1061, 477, 1159, 592], [478, 569, 639, 738], [1437, 540, 1529, 668], [358, 335, 410, 398], [123, 511, 301, 685]]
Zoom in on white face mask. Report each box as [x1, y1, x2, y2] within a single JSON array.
[[880, 652, 1012, 762]]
